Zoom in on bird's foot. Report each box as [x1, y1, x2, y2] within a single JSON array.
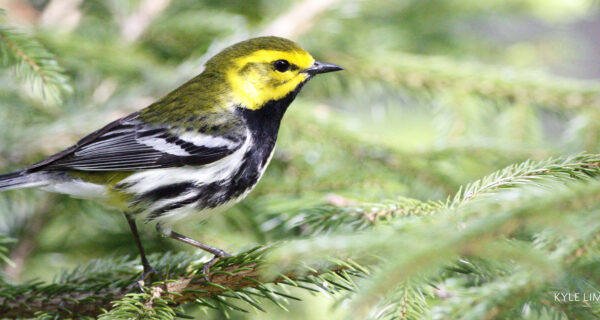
[[136, 264, 161, 290], [202, 251, 232, 282]]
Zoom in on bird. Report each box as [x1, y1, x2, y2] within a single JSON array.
[[0, 36, 343, 280]]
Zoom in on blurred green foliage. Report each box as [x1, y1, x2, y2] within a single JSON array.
[[1, 0, 600, 319]]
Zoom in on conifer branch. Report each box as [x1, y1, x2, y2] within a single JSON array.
[[0, 23, 71, 106], [0, 248, 364, 318], [260, 197, 443, 238], [451, 154, 600, 208]]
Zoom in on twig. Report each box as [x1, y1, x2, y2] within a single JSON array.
[[0, 254, 352, 318], [0, 30, 42, 74]]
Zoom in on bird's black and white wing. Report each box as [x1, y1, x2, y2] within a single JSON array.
[[29, 112, 248, 172]]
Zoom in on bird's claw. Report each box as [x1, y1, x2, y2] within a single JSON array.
[[202, 252, 231, 282], [136, 265, 160, 290]]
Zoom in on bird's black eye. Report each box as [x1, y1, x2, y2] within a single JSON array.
[[273, 59, 290, 72]]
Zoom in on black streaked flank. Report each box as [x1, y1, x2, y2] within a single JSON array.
[[137, 182, 195, 202]]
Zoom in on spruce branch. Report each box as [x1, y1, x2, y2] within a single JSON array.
[[450, 153, 600, 208], [260, 196, 443, 238], [0, 24, 71, 106], [0, 247, 365, 318], [367, 279, 430, 320], [430, 271, 548, 320]]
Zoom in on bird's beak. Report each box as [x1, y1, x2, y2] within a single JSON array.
[[302, 61, 344, 75]]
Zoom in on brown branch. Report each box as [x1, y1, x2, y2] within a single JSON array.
[[0, 259, 347, 318], [0, 283, 135, 318]]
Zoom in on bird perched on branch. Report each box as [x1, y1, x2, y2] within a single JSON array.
[[0, 36, 343, 279]]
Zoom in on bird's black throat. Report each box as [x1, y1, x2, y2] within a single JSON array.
[[235, 82, 304, 146], [227, 83, 305, 191]]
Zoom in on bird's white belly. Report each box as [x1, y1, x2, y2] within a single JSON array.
[[40, 180, 107, 199]]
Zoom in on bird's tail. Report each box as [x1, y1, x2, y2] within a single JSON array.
[[0, 170, 48, 191]]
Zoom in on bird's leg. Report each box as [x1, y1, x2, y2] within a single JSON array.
[[160, 226, 230, 281], [124, 214, 156, 281]]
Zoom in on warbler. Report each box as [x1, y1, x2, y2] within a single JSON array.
[[0, 36, 343, 278]]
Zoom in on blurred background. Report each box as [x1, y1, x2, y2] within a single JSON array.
[[0, 0, 599, 319]]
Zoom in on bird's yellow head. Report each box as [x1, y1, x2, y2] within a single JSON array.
[[205, 36, 343, 110]]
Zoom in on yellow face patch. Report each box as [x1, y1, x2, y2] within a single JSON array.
[[226, 49, 315, 110]]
